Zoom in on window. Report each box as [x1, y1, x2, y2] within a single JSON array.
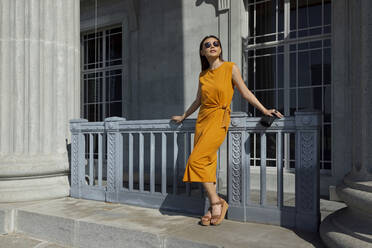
[[244, 0, 332, 172], [81, 26, 124, 122]]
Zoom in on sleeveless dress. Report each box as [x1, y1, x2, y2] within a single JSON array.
[[182, 61, 235, 183]]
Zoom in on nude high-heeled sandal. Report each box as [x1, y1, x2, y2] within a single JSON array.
[[210, 198, 229, 226], [200, 207, 212, 226]]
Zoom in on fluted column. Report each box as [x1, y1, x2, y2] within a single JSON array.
[[0, 0, 80, 202], [320, 1, 372, 247]]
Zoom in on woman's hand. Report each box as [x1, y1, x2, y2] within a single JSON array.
[[171, 82, 201, 124], [171, 115, 185, 123], [263, 109, 284, 118]]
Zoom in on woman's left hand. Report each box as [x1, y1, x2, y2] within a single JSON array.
[[264, 109, 284, 118]]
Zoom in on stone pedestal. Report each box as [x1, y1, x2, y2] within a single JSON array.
[[320, 178, 372, 247], [320, 0, 372, 247], [0, 0, 80, 202]]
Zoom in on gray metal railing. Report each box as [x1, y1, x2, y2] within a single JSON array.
[[70, 111, 320, 232], [226, 111, 321, 232], [70, 117, 207, 214]]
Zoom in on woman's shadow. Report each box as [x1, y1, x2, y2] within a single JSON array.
[[157, 120, 207, 220]]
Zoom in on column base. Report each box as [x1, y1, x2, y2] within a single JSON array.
[[0, 155, 70, 202], [320, 178, 372, 248], [320, 208, 372, 248], [0, 176, 70, 203]]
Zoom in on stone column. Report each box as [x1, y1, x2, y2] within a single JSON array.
[[0, 0, 80, 202], [320, 0, 372, 247]]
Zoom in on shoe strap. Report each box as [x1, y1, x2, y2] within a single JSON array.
[[210, 201, 221, 206], [201, 207, 213, 219], [210, 198, 224, 206]]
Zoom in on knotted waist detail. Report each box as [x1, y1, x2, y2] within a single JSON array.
[[219, 104, 231, 128], [202, 104, 231, 129]]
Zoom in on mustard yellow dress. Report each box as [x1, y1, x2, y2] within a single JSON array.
[[182, 61, 235, 183]]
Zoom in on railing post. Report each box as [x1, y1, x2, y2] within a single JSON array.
[[227, 112, 249, 221], [69, 119, 88, 198], [105, 117, 126, 202], [294, 110, 321, 232]]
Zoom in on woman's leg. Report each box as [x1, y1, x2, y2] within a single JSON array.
[[202, 182, 221, 224]]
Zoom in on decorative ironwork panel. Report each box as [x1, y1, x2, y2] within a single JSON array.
[[231, 132, 242, 203], [299, 132, 315, 211], [71, 134, 79, 186], [107, 132, 116, 193]]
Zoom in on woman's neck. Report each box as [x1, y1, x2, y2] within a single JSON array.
[[208, 58, 223, 70]]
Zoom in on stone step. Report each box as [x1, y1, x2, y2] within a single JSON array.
[[320, 208, 372, 248], [336, 184, 372, 216], [0, 233, 68, 248], [0, 199, 50, 235], [0, 197, 326, 248], [344, 177, 372, 193]]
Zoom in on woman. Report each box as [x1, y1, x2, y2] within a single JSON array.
[[171, 35, 283, 226]]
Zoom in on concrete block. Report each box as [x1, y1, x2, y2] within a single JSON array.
[[0, 208, 15, 234], [164, 237, 221, 248], [16, 210, 75, 247], [8, 197, 328, 248], [77, 221, 162, 248], [0, 209, 7, 234], [43, 244, 67, 248], [0, 233, 41, 248], [329, 185, 342, 201]]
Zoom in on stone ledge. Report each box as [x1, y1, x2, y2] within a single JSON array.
[[0, 199, 53, 234], [14, 204, 222, 248], [0, 197, 323, 248], [0, 208, 13, 234]]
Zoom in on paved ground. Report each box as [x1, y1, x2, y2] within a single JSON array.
[[0, 233, 68, 248], [0, 197, 346, 248]]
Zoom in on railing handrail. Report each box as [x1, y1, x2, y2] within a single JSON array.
[[69, 110, 321, 232]]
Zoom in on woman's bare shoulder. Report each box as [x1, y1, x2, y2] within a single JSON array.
[[228, 61, 239, 73], [224, 61, 237, 70], [227, 61, 237, 66]]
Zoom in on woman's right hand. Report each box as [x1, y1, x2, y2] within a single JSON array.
[[263, 109, 284, 118], [171, 115, 185, 123]]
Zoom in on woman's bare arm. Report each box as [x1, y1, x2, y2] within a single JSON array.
[[171, 82, 202, 123], [231, 64, 283, 118]]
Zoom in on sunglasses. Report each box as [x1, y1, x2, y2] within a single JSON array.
[[204, 41, 220, 49]]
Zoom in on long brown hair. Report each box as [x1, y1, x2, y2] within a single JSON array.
[[199, 35, 224, 71]]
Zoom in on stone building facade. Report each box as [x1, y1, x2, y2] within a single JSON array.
[[78, 0, 350, 198], [0, 0, 371, 247]]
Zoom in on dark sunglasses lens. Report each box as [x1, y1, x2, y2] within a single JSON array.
[[213, 41, 220, 47], [204, 42, 211, 48]]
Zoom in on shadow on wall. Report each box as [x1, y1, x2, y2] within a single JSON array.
[[66, 140, 72, 186], [195, 0, 228, 17], [137, 0, 185, 120], [80, 0, 185, 121]]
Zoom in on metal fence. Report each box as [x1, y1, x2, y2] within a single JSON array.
[[70, 111, 320, 231]]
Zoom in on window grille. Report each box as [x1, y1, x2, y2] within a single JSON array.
[[81, 26, 124, 122], [244, 0, 332, 173]]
